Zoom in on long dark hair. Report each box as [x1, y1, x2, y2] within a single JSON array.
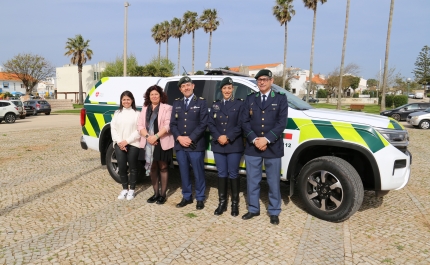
[[118, 90, 137, 111], [144, 85, 168, 107]]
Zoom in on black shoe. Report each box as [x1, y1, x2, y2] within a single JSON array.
[[270, 215, 279, 225], [214, 202, 227, 215], [176, 198, 193, 208], [196, 201, 205, 210], [241, 212, 260, 220], [147, 194, 159, 203], [156, 196, 166, 205]]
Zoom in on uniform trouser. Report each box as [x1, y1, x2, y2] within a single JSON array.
[[244, 155, 282, 216], [213, 152, 242, 179], [176, 150, 206, 201], [115, 144, 139, 190]]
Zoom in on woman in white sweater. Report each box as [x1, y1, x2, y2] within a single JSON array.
[[111, 91, 141, 200]]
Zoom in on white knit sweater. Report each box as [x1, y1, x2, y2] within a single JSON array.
[[111, 107, 141, 148]]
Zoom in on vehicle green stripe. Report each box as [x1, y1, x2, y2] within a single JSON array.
[[82, 126, 89, 136], [86, 113, 101, 135], [389, 120, 403, 130], [286, 118, 298, 130], [352, 124, 385, 153], [312, 120, 343, 140]]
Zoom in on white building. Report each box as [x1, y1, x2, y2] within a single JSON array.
[[230, 63, 284, 77], [0, 72, 26, 95], [36, 77, 56, 98], [56, 62, 105, 102]]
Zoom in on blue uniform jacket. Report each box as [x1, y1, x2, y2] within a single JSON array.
[[241, 90, 288, 158], [170, 95, 208, 152], [208, 98, 245, 154]]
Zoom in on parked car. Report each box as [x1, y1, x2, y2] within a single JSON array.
[[10, 100, 26, 119], [302, 96, 319, 103], [23, 103, 36, 116], [0, 100, 19, 123], [406, 107, 430, 129], [407, 93, 415, 99], [23, 100, 51, 115], [380, 102, 430, 121], [414, 92, 424, 99]]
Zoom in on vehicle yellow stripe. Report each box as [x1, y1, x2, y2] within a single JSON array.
[[331, 121, 369, 149], [94, 113, 106, 134], [376, 131, 390, 147], [293, 118, 323, 142], [84, 116, 96, 137]]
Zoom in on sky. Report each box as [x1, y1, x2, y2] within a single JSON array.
[[1, 0, 429, 81]]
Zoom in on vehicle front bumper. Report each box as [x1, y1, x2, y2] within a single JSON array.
[[406, 117, 420, 126]]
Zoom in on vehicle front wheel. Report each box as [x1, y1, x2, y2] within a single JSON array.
[[419, 119, 430, 130], [4, 113, 16, 123], [105, 143, 121, 183], [391, 114, 401, 121], [20, 115, 26, 119], [33, 111, 38, 116], [297, 156, 364, 222], [45, 112, 51, 115]]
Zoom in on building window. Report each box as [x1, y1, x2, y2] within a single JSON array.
[[292, 88, 296, 94], [3, 82, 9, 88]]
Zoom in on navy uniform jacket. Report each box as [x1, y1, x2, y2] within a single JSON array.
[[241, 90, 288, 158], [170, 95, 208, 152], [208, 98, 245, 153]]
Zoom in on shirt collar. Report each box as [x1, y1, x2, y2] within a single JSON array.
[[185, 94, 194, 101]]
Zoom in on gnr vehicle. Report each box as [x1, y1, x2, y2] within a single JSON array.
[[80, 73, 411, 222]]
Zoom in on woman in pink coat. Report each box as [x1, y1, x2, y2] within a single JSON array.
[[138, 85, 174, 204]]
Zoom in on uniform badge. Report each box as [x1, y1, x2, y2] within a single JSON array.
[[250, 108, 253, 116], [175, 112, 178, 119], [214, 113, 217, 119]]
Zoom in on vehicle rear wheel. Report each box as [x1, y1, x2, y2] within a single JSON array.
[[45, 112, 51, 115], [297, 156, 364, 222], [391, 114, 401, 121], [419, 119, 430, 130], [4, 113, 16, 123], [20, 115, 26, 119], [33, 111, 38, 116], [106, 143, 121, 183]]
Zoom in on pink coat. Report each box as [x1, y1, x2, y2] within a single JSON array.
[[137, 103, 174, 150]]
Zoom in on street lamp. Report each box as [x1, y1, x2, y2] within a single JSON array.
[[407, 77, 411, 102], [123, 2, 130, 77], [205, 61, 211, 69]]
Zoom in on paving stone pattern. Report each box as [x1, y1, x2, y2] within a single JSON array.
[[0, 119, 429, 264]]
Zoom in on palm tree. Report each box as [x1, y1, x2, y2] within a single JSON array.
[[380, 0, 395, 112], [183, 11, 201, 74], [273, 0, 295, 90], [171, 17, 184, 76], [303, 0, 327, 102], [200, 9, 220, 70], [151, 23, 163, 61], [337, 0, 350, 110], [160, 20, 171, 61], [64, 34, 93, 104]]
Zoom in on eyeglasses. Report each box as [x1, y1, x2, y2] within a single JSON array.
[[257, 77, 271, 83]]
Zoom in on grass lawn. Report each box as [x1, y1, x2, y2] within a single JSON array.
[[52, 104, 83, 114], [310, 103, 389, 115]]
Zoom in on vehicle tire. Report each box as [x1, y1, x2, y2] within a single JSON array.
[[105, 143, 122, 183], [45, 112, 51, 115], [33, 111, 38, 116], [391, 114, 401, 121], [4, 113, 16, 124], [20, 115, 26, 119], [296, 156, 364, 222], [419, 119, 430, 130]]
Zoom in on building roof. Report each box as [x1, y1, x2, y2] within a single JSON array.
[[306, 74, 327, 85], [0, 72, 21, 81], [230, 63, 282, 72]]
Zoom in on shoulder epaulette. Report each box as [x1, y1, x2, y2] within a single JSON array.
[[237, 98, 244, 101], [247, 91, 255, 96], [175, 98, 181, 101], [277, 91, 285, 95], [199, 97, 205, 100]]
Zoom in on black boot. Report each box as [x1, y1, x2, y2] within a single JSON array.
[[214, 177, 228, 215], [230, 177, 240, 217]]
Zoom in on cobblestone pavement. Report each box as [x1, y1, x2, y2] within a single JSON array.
[[0, 115, 429, 264]]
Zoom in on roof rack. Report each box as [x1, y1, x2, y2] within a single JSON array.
[[204, 69, 250, 77]]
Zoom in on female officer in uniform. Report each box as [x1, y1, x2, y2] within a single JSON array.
[[208, 77, 245, 216]]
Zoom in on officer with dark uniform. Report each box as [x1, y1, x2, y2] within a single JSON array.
[[241, 69, 288, 225], [208, 77, 245, 217], [170, 76, 208, 210]]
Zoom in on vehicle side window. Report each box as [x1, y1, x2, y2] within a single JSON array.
[[213, 81, 252, 101], [408, 104, 419, 110], [0, 102, 4, 107], [419, 103, 430, 109]]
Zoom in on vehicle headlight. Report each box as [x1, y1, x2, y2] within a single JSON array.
[[411, 116, 419, 121], [376, 128, 409, 147]]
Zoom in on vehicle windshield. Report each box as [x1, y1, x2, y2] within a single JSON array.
[[249, 80, 313, 110], [425, 107, 430, 113]]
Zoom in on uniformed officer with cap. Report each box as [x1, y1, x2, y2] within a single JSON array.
[[241, 69, 288, 225], [170, 76, 208, 210], [208, 77, 245, 217]]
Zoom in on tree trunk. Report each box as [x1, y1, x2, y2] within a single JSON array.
[[208, 31, 212, 68], [381, 0, 395, 112], [307, 7, 318, 102], [158, 43, 161, 63], [337, 0, 350, 110], [178, 37, 181, 76], [192, 31, 195, 74], [78, 65, 83, 104], [166, 38, 169, 61], [282, 23, 288, 90]]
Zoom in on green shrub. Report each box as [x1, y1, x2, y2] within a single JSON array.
[[393, 95, 408, 107], [316, 89, 327, 99], [379, 94, 394, 107], [353, 93, 359, 98]]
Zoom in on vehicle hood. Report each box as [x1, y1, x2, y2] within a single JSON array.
[[303, 108, 402, 130], [409, 111, 430, 117]]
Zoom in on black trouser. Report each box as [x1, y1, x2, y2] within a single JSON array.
[[115, 144, 139, 190]]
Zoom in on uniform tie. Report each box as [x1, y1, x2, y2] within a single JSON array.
[[262, 95, 266, 108], [184, 98, 189, 110]]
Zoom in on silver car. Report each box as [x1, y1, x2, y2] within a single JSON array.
[[406, 107, 430, 129]]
